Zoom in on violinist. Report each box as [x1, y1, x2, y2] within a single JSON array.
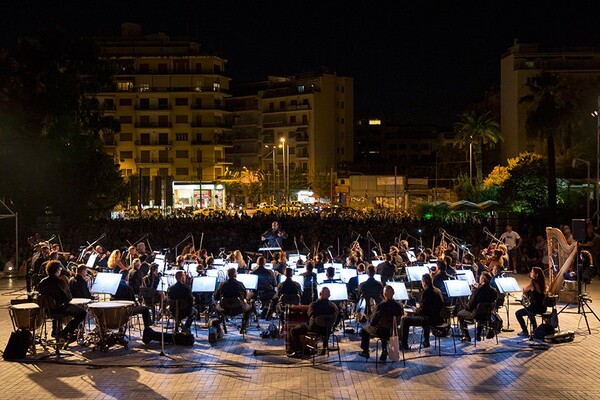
[[94, 245, 109, 271], [376, 254, 396, 285], [350, 241, 364, 262], [515, 266, 546, 337], [444, 243, 459, 266], [314, 253, 326, 273], [416, 248, 434, 264], [108, 249, 129, 273], [432, 259, 451, 303], [301, 260, 318, 304]]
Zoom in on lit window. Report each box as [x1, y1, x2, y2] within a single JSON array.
[[368, 119, 381, 125], [117, 81, 133, 91], [139, 84, 150, 92], [213, 82, 220, 91], [298, 85, 305, 93]]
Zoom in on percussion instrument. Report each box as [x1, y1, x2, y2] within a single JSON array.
[[9, 303, 43, 331], [89, 302, 132, 331], [70, 298, 93, 306], [563, 280, 577, 292]]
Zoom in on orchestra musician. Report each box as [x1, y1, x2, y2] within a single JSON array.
[[261, 221, 288, 248], [69, 264, 94, 300], [515, 266, 546, 337], [108, 249, 129, 273], [314, 253, 326, 273], [376, 254, 396, 285], [214, 268, 252, 334], [457, 271, 498, 342], [357, 265, 384, 320], [114, 271, 153, 330], [301, 261, 318, 305], [167, 270, 197, 334], [432, 259, 451, 303], [37, 260, 86, 342], [250, 256, 278, 319], [276, 267, 302, 300], [287, 286, 339, 358], [350, 241, 364, 263], [346, 263, 366, 302], [129, 258, 144, 295], [399, 273, 445, 350], [359, 285, 404, 361]]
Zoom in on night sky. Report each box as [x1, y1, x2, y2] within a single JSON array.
[[3, 1, 600, 125]]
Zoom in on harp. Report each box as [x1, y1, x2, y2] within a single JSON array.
[[546, 227, 578, 295]]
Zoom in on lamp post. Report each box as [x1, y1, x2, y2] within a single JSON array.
[[280, 137, 289, 204], [573, 157, 591, 220]]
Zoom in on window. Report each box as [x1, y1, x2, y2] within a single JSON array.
[[175, 97, 188, 106], [176, 168, 189, 176], [213, 82, 220, 91], [302, 115, 308, 124], [175, 115, 188, 123], [173, 60, 189, 73], [119, 98, 132, 106], [176, 150, 189, 158], [291, 100, 297, 106], [158, 115, 169, 126], [269, 102, 275, 112], [139, 83, 150, 92], [120, 151, 133, 159], [139, 63, 149, 73], [194, 98, 202, 108], [117, 81, 133, 91], [158, 63, 168, 73], [176, 133, 188, 141], [298, 85, 305, 93], [279, 101, 286, 109], [214, 64, 221, 74], [120, 169, 133, 177], [120, 132, 132, 141], [290, 115, 296, 124], [195, 63, 203, 73], [302, 99, 309, 105], [158, 168, 169, 177], [158, 98, 169, 109], [119, 115, 132, 124], [139, 98, 149, 109]]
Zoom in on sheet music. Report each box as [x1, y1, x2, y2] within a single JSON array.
[[495, 277, 521, 293], [405, 266, 430, 282], [358, 274, 382, 284], [86, 253, 97, 269], [191, 276, 217, 293], [237, 274, 259, 290], [387, 281, 409, 301], [444, 279, 471, 297], [91, 272, 121, 295], [318, 283, 348, 301]]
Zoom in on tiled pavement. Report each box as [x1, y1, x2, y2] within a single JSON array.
[[1, 275, 600, 399]]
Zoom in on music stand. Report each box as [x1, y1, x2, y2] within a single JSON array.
[[91, 272, 121, 296], [192, 276, 217, 293], [444, 280, 471, 298], [495, 277, 521, 332], [358, 274, 382, 285], [455, 269, 476, 286], [387, 281, 409, 301], [237, 274, 259, 290], [405, 266, 430, 282], [277, 274, 304, 291], [340, 268, 357, 283], [318, 283, 348, 301], [371, 259, 384, 267], [156, 276, 171, 292], [86, 253, 97, 269]]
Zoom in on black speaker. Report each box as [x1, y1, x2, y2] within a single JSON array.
[[572, 219, 586, 242]]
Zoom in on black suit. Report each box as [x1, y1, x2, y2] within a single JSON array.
[[360, 299, 404, 351], [37, 275, 86, 337], [113, 280, 152, 329], [289, 298, 339, 352], [457, 282, 498, 337], [70, 275, 93, 299], [400, 286, 445, 347], [168, 281, 197, 329]]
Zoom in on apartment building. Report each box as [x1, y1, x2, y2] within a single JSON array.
[[96, 23, 231, 210]]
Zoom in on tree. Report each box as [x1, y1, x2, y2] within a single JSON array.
[[520, 72, 576, 220], [0, 28, 126, 225], [454, 111, 502, 185]]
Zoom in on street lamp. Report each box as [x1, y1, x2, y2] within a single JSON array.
[[280, 137, 289, 204], [573, 157, 591, 220]]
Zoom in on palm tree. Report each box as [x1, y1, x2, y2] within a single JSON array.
[[520, 72, 576, 219], [454, 111, 502, 185]]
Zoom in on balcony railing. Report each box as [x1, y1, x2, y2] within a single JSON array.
[[135, 158, 173, 164], [134, 122, 172, 128], [134, 140, 173, 146], [134, 105, 172, 110]]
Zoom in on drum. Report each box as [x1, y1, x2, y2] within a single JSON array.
[[283, 305, 309, 349], [110, 300, 135, 306], [563, 280, 577, 291], [70, 298, 92, 306], [89, 302, 131, 330], [9, 303, 43, 331]]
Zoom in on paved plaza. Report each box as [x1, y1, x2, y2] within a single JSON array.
[[1, 274, 599, 400]]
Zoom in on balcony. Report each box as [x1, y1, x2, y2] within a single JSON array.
[[134, 105, 172, 110], [134, 122, 172, 128], [134, 140, 173, 146], [295, 133, 309, 142], [135, 158, 173, 164], [190, 104, 230, 111], [263, 104, 311, 113], [191, 121, 232, 128], [191, 139, 213, 145]]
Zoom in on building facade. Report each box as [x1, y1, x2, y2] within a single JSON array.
[[500, 41, 600, 162], [96, 23, 231, 210]]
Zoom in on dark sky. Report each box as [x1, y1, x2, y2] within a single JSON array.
[[3, 1, 600, 125]]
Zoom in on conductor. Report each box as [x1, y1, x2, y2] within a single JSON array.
[[261, 221, 288, 248]]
